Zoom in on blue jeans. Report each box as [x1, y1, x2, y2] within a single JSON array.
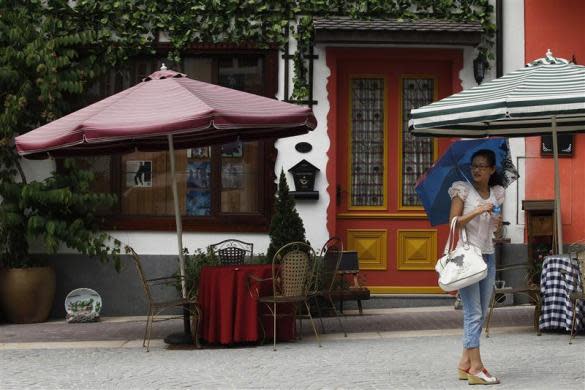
[[459, 253, 496, 349]]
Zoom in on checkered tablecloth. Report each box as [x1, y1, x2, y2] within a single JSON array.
[[539, 254, 585, 331]]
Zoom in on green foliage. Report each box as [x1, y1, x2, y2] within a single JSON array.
[[0, 159, 122, 269], [0, 1, 152, 131], [0, 1, 152, 269], [530, 242, 552, 286], [266, 170, 308, 260], [179, 247, 219, 299], [252, 252, 271, 265], [288, 0, 495, 100], [177, 247, 271, 299], [0, 0, 495, 137], [0, 1, 495, 126]]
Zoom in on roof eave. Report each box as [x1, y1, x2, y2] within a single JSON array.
[[314, 30, 482, 46]]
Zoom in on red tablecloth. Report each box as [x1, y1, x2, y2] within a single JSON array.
[[198, 264, 295, 345]]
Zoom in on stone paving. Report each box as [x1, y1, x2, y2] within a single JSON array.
[[0, 306, 535, 343], [0, 307, 583, 389]]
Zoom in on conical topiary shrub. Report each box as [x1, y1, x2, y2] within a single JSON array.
[[266, 169, 308, 260]]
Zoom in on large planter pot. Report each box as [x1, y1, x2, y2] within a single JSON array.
[[0, 266, 56, 323]]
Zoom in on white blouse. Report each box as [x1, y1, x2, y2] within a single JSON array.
[[448, 181, 505, 254]]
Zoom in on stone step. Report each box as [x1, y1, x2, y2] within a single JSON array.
[[339, 293, 455, 311]]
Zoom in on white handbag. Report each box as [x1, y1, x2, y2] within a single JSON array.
[[435, 217, 487, 292]]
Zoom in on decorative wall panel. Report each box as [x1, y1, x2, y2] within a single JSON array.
[[397, 230, 437, 270], [347, 229, 387, 270]]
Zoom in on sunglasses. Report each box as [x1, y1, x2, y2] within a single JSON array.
[[471, 164, 492, 171]]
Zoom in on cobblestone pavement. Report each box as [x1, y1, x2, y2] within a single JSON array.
[[0, 307, 583, 389]]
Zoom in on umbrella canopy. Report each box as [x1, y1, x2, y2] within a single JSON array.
[[415, 138, 519, 226], [16, 68, 317, 157], [409, 50, 585, 137], [409, 50, 585, 253]]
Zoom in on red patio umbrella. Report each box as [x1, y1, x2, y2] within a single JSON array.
[[16, 67, 316, 157], [15, 66, 317, 300]]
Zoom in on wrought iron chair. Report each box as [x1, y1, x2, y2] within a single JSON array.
[[485, 262, 542, 337], [307, 237, 347, 336], [209, 239, 253, 265], [563, 250, 585, 344], [126, 246, 201, 352], [251, 242, 321, 351]]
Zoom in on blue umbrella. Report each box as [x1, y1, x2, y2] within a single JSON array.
[[415, 138, 519, 226]]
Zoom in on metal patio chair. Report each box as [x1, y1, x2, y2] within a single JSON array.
[[485, 262, 541, 337], [564, 249, 585, 344], [308, 237, 347, 336], [250, 242, 321, 351], [126, 246, 201, 351], [209, 239, 253, 265]]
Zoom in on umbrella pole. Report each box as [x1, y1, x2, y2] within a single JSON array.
[[167, 134, 187, 298], [164, 134, 193, 344], [552, 116, 563, 254]]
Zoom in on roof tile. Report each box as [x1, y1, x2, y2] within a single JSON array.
[[313, 16, 483, 33]]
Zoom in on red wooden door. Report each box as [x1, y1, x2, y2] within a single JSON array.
[[331, 49, 460, 294]]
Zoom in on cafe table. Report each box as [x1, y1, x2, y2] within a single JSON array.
[[539, 254, 585, 332], [198, 263, 295, 345]]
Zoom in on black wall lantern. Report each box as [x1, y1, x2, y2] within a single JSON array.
[[473, 53, 489, 85], [288, 159, 319, 200]]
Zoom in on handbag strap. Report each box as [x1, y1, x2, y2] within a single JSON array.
[[443, 217, 459, 255], [460, 223, 470, 244], [443, 217, 473, 255]]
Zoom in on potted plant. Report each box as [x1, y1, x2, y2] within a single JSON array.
[[178, 247, 219, 299], [0, 158, 121, 323], [252, 252, 270, 265], [266, 170, 309, 260], [0, 6, 131, 323]]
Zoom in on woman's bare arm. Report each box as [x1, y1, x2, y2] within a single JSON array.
[[449, 196, 493, 228]]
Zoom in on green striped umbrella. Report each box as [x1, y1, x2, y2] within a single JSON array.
[[410, 50, 585, 254]]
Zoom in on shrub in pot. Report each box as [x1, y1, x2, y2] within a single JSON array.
[[266, 170, 309, 260], [0, 158, 121, 323], [175, 247, 219, 299], [0, 3, 146, 323]]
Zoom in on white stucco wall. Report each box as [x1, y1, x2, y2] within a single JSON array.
[[274, 38, 332, 250], [501, 0, 526, 244], [20, 158, 55, 183]]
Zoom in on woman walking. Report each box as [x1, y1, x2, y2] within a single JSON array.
[[448, 149, 504, 385]]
